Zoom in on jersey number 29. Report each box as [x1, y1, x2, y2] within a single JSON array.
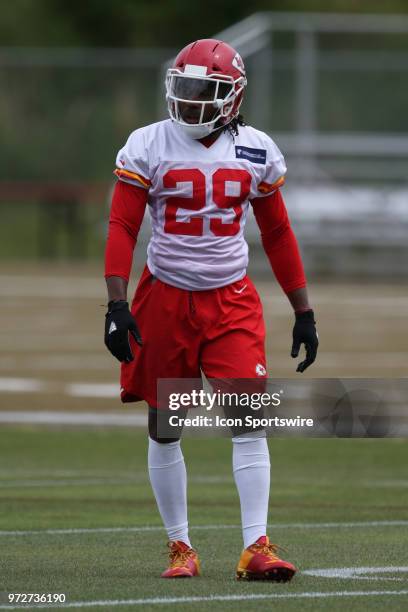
[[163, 168, 251, 237]]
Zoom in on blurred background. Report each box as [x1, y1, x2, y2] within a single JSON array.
[[1, 0, 407, 421]]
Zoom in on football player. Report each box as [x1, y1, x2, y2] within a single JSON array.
[[104, 39, 319, 581]]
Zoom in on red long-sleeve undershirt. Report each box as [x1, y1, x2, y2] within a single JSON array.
[[251, 189, 306, 293], [105, 180, 148, 281], [105, 180, 306, 293]]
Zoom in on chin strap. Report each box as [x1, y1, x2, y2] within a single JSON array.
[[176, 116, 236, 140], [177, 122, 215, 140]]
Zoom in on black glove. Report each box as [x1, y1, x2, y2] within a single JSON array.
[[104, 300, 143, 363], [291, 310, 319, 373]]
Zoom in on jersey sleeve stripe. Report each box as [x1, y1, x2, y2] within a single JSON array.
[[258, 175, 285, 194], [113, 168, 151, 189]]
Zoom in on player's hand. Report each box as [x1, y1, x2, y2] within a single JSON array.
[[104, 300, 142, 363], [291, 310, 318, 373]]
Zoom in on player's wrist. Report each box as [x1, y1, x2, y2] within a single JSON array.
[[294, 309, 315, 322], [107, 299, 129, 312], [294, 306, 313, 315], [106, 275, 128, 306]]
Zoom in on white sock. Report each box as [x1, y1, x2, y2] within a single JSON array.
[[148, 437, 191, 547], [232, 434, 271, 549]]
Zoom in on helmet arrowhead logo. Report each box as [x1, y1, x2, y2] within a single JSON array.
[[232, 53, 245, 75]]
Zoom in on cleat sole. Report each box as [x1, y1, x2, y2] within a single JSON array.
[[162, 574, 193, 579], [236, 567, 295, 582], [161, 569, 200, 579]]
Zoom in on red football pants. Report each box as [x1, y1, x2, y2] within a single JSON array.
[[120, 265, 267, 407]]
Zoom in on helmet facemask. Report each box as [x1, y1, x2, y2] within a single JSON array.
[[166, 67, 246, 139]]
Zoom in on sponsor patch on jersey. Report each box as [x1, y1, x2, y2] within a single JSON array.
[[235, 146, 266, 164]]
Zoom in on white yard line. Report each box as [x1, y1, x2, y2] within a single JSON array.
[[0, 520, 407, 537], [0, 276, 103, 299], [0, 378, 47, 393], [66, 383, 120, 398], [305, 352, 408, 367], [0, 475, 231, 488], [0, 410, 147, 426], [0, 478, 140, 488], [1, 590, 408, 609], [0, 379, 121, 399], [0, 355, 109, 371], [365, 480, 408, 488], [304, 566, 408, 580], [3, 475, 408, 489], [0, 469, 138, 477]]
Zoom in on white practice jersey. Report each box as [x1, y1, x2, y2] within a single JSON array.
[[114, 119, 286, 290]]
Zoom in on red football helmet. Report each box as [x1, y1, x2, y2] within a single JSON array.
[[166, 39, 247, 139]]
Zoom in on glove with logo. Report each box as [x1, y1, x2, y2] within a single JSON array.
[[104, 300, 143, 363], [291, 309, 319, 373]]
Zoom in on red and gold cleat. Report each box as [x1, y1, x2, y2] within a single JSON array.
[[161, 540, 200, 578], [236, 536, 296, 582]]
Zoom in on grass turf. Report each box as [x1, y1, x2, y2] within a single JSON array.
[[0, 427, 407, 611]]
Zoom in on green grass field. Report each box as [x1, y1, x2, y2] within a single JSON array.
[[0, 427, 407, 611]]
